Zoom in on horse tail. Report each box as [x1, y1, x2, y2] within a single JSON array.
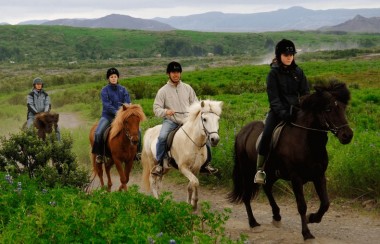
[[141, 149, 152, 191], [89, 124, 99, 176], [228, 121, 263, 204]]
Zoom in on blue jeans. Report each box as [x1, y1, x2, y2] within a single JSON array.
[[156, 119, 179, 162], [92, 117, 111, 155]]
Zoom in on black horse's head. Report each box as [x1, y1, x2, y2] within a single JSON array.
[[300, 81, 353, 144]]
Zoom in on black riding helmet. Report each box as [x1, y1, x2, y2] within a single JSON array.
[[275, 39, 297, 58], [106, 67, 120, 79], [166, 61, 182, 74]]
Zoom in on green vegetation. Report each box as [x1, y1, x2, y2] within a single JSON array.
[[0, 26, 379, 241], [0, 172, 239, 243]]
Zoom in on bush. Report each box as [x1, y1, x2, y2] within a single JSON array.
[[0, 178, 242, 243], [0, 129, 90, 189]]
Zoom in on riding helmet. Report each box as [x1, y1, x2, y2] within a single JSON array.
[[166, 61, 182, 73], [275, 39, 297, 58], [33, 77, 43, 87], [106, 67, 120, 79]]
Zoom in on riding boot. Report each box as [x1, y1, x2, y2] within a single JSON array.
[[152, 160, 163, 176], [254, 154, 266, 184], [200, 161, 219, 174]]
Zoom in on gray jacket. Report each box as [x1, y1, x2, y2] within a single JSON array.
[[153, 80, 197, 124], [27, 89, 51, 118]]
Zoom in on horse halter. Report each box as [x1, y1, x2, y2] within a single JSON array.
[[291, 100, 349, 135], [201, 112, 220, 139], [178, 111, 220, 148], [123, 121, 139, 145], [321, 100, 349, 135]]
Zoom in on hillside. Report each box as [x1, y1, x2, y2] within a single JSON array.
[[11, 7, 380, 32], [1, 25, 380, 64], [42, 14, 175, 31], [320, 15, 380, 33], [154, 7, 380, 32]]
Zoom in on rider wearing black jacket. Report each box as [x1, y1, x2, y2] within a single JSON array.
[[255, 39, 310, 184]]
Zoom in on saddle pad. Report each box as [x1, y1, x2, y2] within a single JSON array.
[[256, 121, 286, 150]]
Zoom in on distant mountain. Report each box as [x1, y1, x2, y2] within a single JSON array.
[[154, 6, 380, 32], [319, 15, 380, 33], [18, 20, 50, 25], [41, 14, 175, 31], [12, 7, 380, 32]]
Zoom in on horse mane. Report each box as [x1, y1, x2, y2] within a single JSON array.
[[301, 80, 350, 111], [110, 104, 146, 140], [184, 100, 223, 124]]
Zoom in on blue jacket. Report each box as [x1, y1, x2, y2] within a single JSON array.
[[100, 84, 131, 121]]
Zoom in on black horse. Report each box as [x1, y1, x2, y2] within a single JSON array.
[[228, 81, 353, 240]]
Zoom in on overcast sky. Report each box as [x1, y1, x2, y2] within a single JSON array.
[[2, 0, 380, 24]]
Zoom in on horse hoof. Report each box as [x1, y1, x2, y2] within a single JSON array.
[[272, 220, 282, 228]]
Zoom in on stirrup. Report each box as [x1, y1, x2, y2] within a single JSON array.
[[151, 165, 163, 176], [254, 170, 266, 184], [96, 155, 104, 164]]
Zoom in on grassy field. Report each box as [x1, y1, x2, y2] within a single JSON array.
[[1, 54, 379, 200]]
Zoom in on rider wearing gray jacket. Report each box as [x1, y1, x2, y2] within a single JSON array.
[[152, 61, 218, 176], [26, 77, 61, 141]]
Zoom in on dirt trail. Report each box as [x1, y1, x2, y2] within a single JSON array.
[[66, 112, 380, 243], [88, 169, 380, 244]]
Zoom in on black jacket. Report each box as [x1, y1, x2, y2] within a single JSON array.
[[266, 62, 310, 121]]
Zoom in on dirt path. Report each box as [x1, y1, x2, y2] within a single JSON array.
[[58, 112, 87, 128], [65, 112, 380, 243], [88, 169, 380, 244]]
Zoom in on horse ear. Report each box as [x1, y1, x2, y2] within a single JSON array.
[[201, 100, 205, 108], [122, 104, 128, 110]]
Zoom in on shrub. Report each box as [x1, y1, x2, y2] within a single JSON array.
[[0, 129, 90, 189]]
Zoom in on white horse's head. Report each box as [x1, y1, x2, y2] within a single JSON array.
[[186, 100, 223, 147]]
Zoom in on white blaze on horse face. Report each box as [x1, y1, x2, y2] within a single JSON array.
[[202, 112, 220, 147]]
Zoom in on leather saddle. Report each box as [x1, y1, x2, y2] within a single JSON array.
[[256, 121, 287, 151]]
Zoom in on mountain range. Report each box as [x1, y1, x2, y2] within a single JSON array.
[[8, 6, 380, 33]]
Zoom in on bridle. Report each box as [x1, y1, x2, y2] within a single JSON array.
[[175, 111, 220, 148], [123, 118, 140, 145], [291, 100, 349, 135]]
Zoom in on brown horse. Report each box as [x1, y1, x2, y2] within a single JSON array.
[[89, 104, 146, 191], [34, 112, 59, 141], [228, 81, 353, 240]]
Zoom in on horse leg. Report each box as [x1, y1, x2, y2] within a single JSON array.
[[308, 176, 330, 224], [180, 167, 199, 211], [291, 179, 315, 240], [243, 199, 260, 228], [96, 163, 105, 188], [118, 160, 133, 191], [113, 159, 127, 191], [150, 173, 162, 198], [105, 160, 113, 192], [262, 181, 281, 224]]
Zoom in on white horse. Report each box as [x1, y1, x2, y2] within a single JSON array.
[[141, 100, 223, 210]]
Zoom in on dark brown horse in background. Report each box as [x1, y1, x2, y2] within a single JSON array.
[[228, 81, 353, 240], [89, 104, 146, 191], [33, 112, 59, 141]]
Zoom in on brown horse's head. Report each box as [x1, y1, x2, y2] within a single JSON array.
[[300, 81, 353, 144], [34, 112, 59, 140], [110, 104, 146, 145]]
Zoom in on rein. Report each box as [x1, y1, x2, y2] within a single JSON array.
[[175, 111, 219, 148], [291, 112, 349, 135]]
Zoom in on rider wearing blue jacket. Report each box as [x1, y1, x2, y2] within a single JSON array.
[[92, 68, 131, 163]]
